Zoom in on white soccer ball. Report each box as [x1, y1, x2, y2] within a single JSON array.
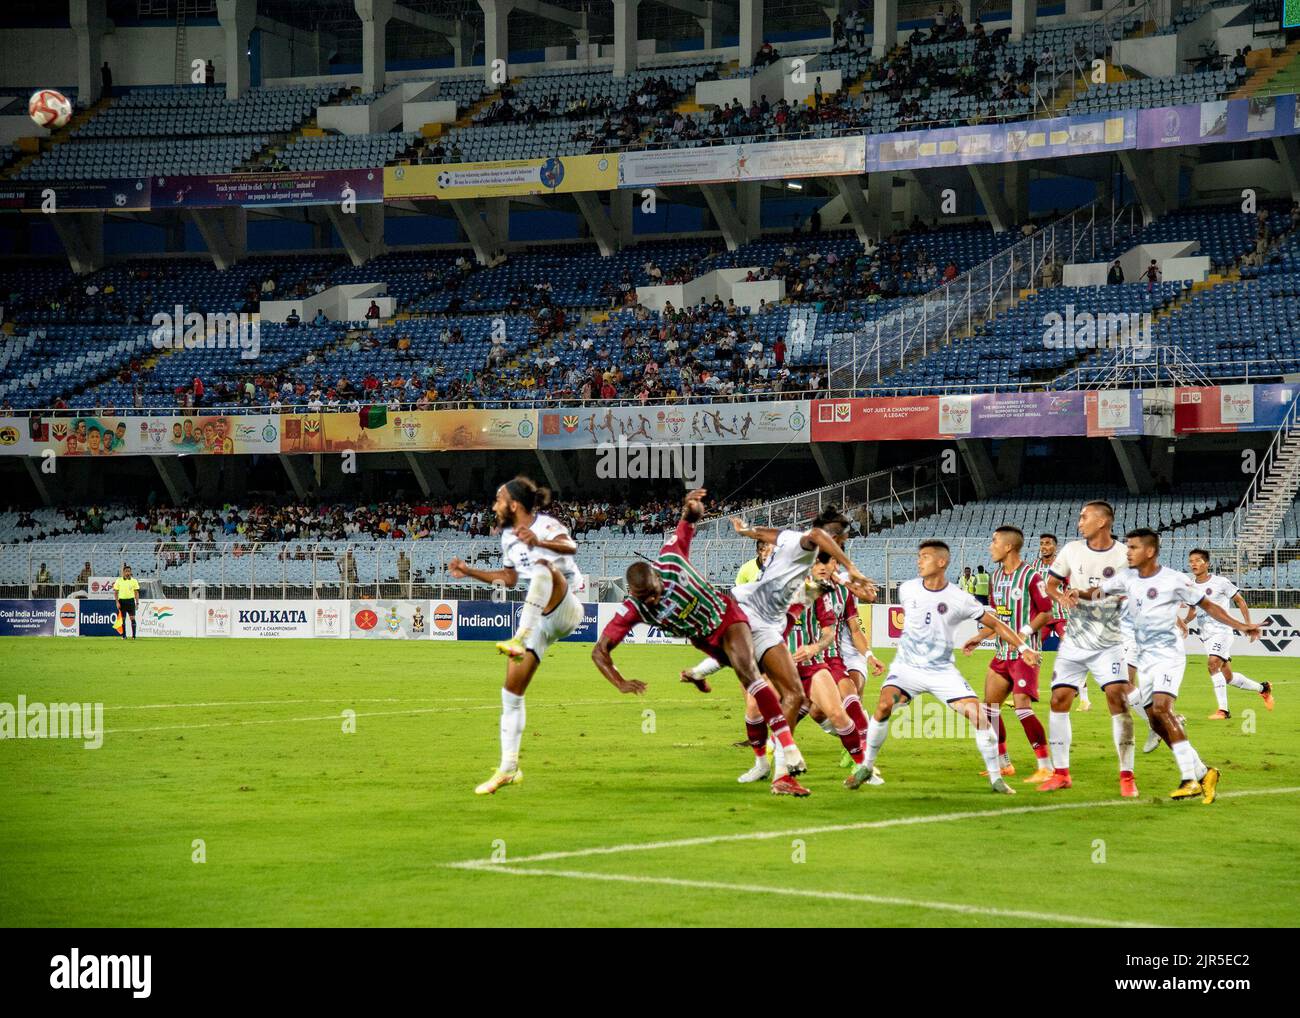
[[29, 89, 73, 130]]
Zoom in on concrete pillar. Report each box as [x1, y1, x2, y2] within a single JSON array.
[[613, 0, 640, 78], [354, 0, 393, 95], [70, 0, 108, 105], [1011, 0, 1036, 41], [697, 6, 715, 51], [611, 188, 634, 244], [873, 0, 898, 59], [218, 0, 257, 100], [50, 211, 105, 275], [447, 20, 476, 69], [739, 0, 763, 68], [479, 0, 514, 88]]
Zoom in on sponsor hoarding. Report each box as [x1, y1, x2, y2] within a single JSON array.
[[538, 400, 809, 449], [156, 169, 383, 207], [457, 600, 598, 643], [618, 136, 865, 188], [385, 155, 618, 200], [136, 600, 199, 638], [0, 599, 56, 636], [1173, 384, 1298, 433], [281, 409, 536, 452], [350, 600, 433, 640]]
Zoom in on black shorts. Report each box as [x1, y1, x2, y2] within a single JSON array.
[[119, 598, 137, 615]]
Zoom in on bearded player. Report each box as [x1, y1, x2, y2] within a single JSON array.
[[593, 489, 814, 795], [449, 476, 591, 796]]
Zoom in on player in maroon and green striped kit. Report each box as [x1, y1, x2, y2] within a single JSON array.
[[593, 488, 810, 793], [1032, 532, 1085, 708], [963, 526, 1056, 783]]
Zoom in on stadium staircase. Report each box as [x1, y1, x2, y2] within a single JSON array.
[[1230, 40, 1300, 99], [1233, 392, 1300, 565]]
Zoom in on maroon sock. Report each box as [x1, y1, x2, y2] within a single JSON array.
[[745, 717, 767, 758], [836, 721, 864, 764], [1017, 708, 1049, 760], [750, 683, 795, 748], [843, 694, 868, 738], [997, 713, 1008, 756]]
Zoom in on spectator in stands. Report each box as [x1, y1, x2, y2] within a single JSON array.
[[773, 336, 786, 368], [366, 300, 381, 321], [959, 566, 976, 595], [262, 275, 276, 296], [101, 61, 112, 99], [974, 565, 991, 604], [1232, 48, 1246, 71], [285, 308, 301, 328], [1142, 259, 1161, 292], [193, 376, 205, 407], [312, 309, 328, 326], [1108, 260, 1125, 285], [77, 561, 92, 587], [205, 60, 215, 86], [754, 41, 779, 67]]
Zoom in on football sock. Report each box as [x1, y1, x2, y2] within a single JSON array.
[[499, 688, 525, 773], [1171, 740, 1206, 782], [1016, 707, 1049, 764], [1229, 672, 1263, 694], [748, 679, 796, 750], [863, 716, 890, 770], [745, 714, 767, 758], [836, 719, 864, 764], [974, 707, 1003, 785], [1211, 672, 1230, 711], [1049, 710, 1071, 772], [842, 694, 869, 743], [1112, 712, 1135, 774], [688, 657, 723, 681]]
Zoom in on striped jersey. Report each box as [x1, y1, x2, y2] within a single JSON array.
[[785, 593, 838, 665], [1031, 556, 1069, 622], [990, 561, 1052, 660], [622, 519, 728, 640]]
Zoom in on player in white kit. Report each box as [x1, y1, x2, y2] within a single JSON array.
[[1184, 549, 1274, 720], [448, 476, 594, 795], [845, 540, 1040, 794], [728, 507, 876, 790], [1090, 530, 1259, 803], [1040, 500, 1139, 797]]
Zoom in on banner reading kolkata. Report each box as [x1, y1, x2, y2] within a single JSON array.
[[811, 390, 1142, 441], [537, 400, 810, 449], [280, 409, 537, 453]]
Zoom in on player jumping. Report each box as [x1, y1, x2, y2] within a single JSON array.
[[449, 476, 592, 796], [592, 489, 814, 796]]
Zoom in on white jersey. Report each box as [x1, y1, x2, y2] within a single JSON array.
[[1049, 537, 1129, 651], [732, 528, 816, 624], [501, 512, 585, 593], [1190, 573, 1239, 638], [1101, 566, 1201, 662], [894, 577, 986, 671]]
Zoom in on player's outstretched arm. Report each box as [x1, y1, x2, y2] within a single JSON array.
[[1198, 598, 1261, 639], [803, 527, 872, 590], [448, 557, 518, 587], [962, 625, 994, 655], [980, 611, 1039, 666], [1232, 592, 1252, 625], [682, 488, 708, 523], [730, 517, 781, 544], [516, 525, 577, 556], [591, 636, 647, 695], [1045, 573, 1080, 609]]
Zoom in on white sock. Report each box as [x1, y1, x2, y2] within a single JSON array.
[[688, 657, 723, 680], [864, 716, 889, 769], [1229, 672, 1263, 694], [1170, 740, 1207, 782], [499, 688, 525, 773], [1126, 685, 1143, 709], [1049, 710, 1071, 770], [773, 739, 787, 778], [1211, 673, 1229, 710], [974, 713, 1003, 785], [1112, 712, 1135, 773], [1079, 681, 1091, 704], [818, 717, 837, 735], [516, 562, 552, 637]]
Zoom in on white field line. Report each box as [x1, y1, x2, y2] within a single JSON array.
[[446, 786, 1300, 870], [473, 867, 1163, 928], [101, 698, 709, 735]]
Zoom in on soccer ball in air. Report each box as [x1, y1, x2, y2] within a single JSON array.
[[29, 89, 73, 130]]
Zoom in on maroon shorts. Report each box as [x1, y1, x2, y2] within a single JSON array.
[[691, 595, 751, 667], [990, 656, 1040, 701], [797, 655, 847, 685], [1047, 619, 1067, 639]]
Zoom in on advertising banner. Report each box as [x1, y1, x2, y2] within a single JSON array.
[[349, 599, 433, 640], [156, 169, 384, 208], [618, 136, 865, 189], [0, 415, 52, 455], [280, 409, 536, 453], [538, 400, 809, 449], [206, 600, 347, 638], [385, 154, 618, 200], [1173, 384, 1298, 433], [1136, 94, 1300, 149], [55, 600, 79, 637], [1186, 610, 1300, 658], [129, 414, 281, 455], [868, 112, 1135, 173], [596, 602, 689, 645], [136, 599, 199, 638], [0, 177, 151, 211], [812, 396, 940, 441], [0, 599, 56, 636], [77, 599, 121, 637], [457, 600, 598, 643]]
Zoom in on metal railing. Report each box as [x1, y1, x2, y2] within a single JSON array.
[[1231, 390, 1300, 545], [826, 200, 1140, 390], [7, 535, 1297, 607]]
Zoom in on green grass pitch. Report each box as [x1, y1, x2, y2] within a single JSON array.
[[1, 637, 1297, 927]]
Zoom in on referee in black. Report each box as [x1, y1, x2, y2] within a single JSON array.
[[113, 564, 140, 640]]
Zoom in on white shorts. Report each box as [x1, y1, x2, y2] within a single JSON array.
[[1052, 641, 1127, 691], [882, 659, 976, 704], [1136, 653, 1186, 706], [1123, 637, 1139, 671], [523, 590, 585, 661], [1203, 629, 1234, 661], [734, 590, 786, 661], [841, 646, 868, 678]]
